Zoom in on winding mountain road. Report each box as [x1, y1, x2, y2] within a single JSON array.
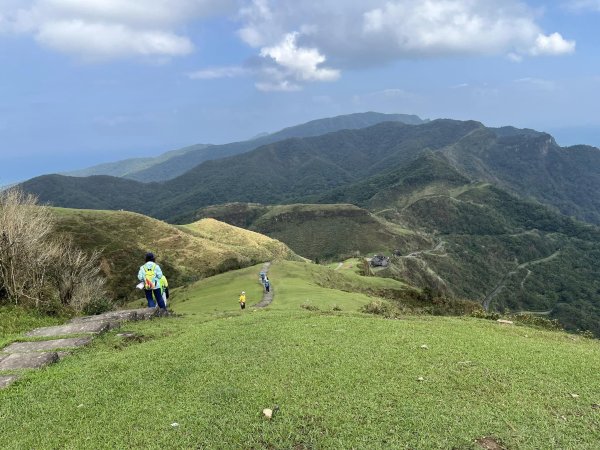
[[483, 251, 561, 311]]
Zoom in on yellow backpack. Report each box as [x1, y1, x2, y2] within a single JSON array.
[[143, 263, 157, 289]]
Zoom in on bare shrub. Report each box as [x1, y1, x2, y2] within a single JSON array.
[[0, 188, 111, 314], [0, 189, 55, 307], [49, 238, 111, 313]]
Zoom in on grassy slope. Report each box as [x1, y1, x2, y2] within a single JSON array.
[[1, 261, 599, 449], [52, 208, 298, 301], [251, 204, 427, 261], [193, 203, 429, 261]]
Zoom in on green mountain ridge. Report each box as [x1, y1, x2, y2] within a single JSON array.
[[62, 144, 211, 178], [22, 118, 600, 227], [190, 153, 600, 335], [18, 116, 600, 335], [64, 112, 426, 182]]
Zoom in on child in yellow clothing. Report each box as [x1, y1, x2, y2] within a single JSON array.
[[160, 275, 169, 307], [239, 291, 246, 310]]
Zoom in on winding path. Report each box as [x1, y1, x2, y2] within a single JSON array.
[[252, 262, 274, 308], [483, 251, 561, 311]]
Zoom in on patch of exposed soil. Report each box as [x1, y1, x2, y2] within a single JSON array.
[[475, 436, 507, 450]]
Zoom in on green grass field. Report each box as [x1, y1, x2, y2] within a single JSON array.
[[1, 261, 599, 449]]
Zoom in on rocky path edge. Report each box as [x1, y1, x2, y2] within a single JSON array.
[[0, 307, 163, 390]]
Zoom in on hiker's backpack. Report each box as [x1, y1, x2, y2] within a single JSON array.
[[143, 263, 157, 289]]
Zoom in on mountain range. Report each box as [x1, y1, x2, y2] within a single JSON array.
[[64, 112, 426, 182], [19, 112, 600, 335]]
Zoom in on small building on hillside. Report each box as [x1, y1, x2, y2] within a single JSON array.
[[370, 255, 390, 267]]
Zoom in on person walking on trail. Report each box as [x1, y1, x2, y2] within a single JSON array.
[[138, 252, 167, 311], [239, 291, 246, 310], [264, 278, 271, 293], [160, 275, 169, 307]]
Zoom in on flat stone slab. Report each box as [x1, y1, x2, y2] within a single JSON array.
[[0, 352, 59, 371], [129, 307, 160, 320], [0, 375, 19, 389], [25, 321, 111, 338], [70, 310, 139, 324], [2, 337, 93, 354]]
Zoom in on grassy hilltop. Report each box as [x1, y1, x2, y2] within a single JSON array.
[[1, 261, 599, 449], [51, 208, 299, 301], [193, 203, 431, 261]]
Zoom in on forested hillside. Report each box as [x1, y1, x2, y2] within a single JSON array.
[[19, 117, 600, 335]]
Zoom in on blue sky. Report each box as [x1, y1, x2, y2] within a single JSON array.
[[1, 0, 600, 185]]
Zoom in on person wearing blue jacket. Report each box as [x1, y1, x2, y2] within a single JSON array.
[[138, 252, 167, 310]]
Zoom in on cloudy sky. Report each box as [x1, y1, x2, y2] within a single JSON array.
[[1, 0, 599, 184]]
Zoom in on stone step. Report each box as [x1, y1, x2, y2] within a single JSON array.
[[69, 310, 139, 324], [0, 375, 20, 389], [1, 337, 93, 354], [25, 321, 113, 338], [129, 307, 160, 320], [0, 352, 59, 371]]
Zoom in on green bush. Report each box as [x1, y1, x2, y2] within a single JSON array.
[[82, 297, 115, 316], [509, 314, 562, 331], [470, 309, 502, 320], [301, 302, 320, 311], [361, 300, 400, 319]]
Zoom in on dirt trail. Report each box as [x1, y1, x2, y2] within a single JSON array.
[[406, 240, 447, 258], [252, 262, 273, 308], [483, 251, 561, 311]]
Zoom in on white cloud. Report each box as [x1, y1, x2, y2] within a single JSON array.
[[189, 30, 339, 90], [1, 0, 577, 89], [529, 32, 575, 56], [238, 1, 576, 63], [37, 20, 193, 61], [0, 0, 234, 60], [231, 0, 576, 91], [259, 32, 339, 82]]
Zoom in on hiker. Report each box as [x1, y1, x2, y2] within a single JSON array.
[[264, 278, 270, 293], [138, 252, 167, 311], [160, 275, 169, 307], [239, 291, 246, 310], [259, 271, 266, 283]]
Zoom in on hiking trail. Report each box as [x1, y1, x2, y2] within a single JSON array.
[[252, 262, 273, 308], [0, 307, 165, 390], [483, 251, 561, 311]]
